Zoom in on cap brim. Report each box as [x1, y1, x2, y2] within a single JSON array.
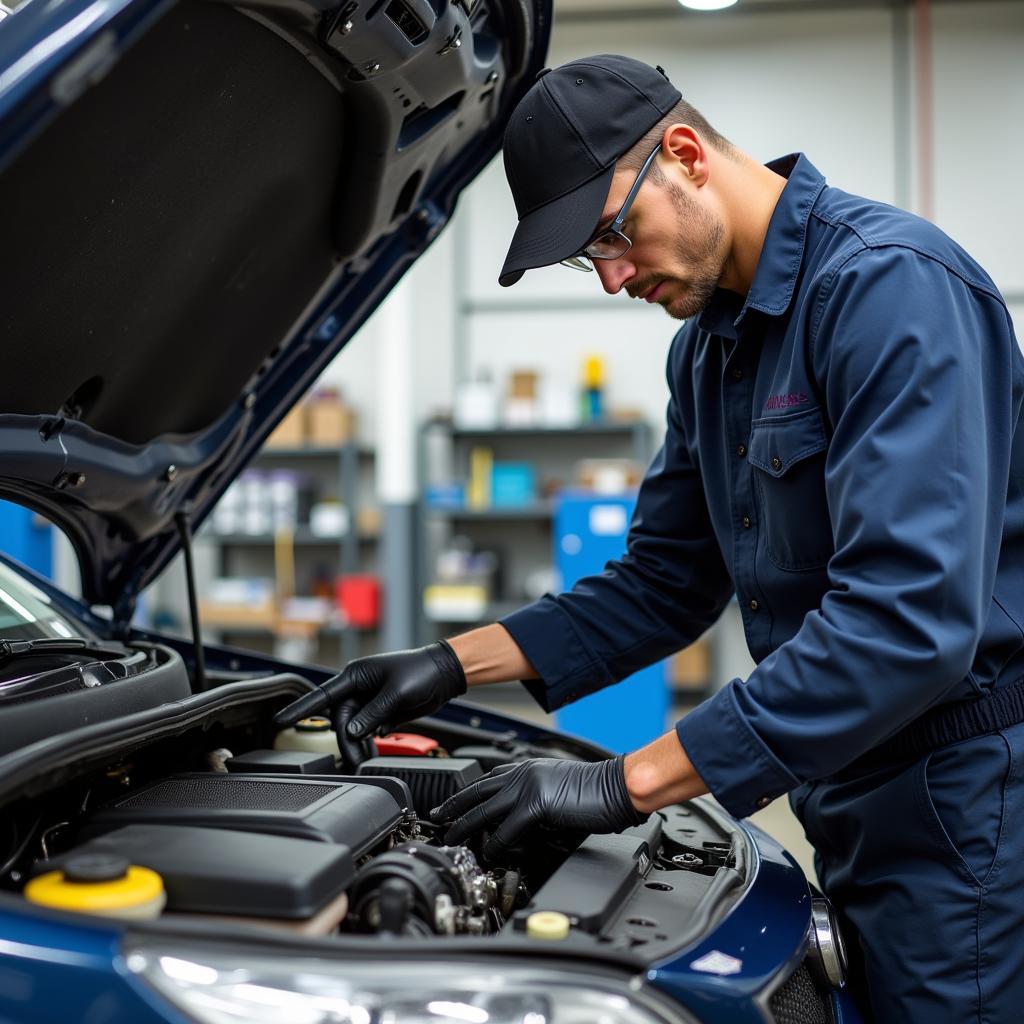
[[498, 164, 615, 287]]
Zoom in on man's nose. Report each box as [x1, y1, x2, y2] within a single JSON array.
[[594, 257, 635, 295]]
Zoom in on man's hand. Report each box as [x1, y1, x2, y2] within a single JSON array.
[[273, 642, 467, 757], [428, 756, 645, 863]]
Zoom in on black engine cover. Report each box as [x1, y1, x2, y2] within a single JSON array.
[[82, 773, 408, 856]]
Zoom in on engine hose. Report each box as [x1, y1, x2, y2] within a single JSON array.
[[377, 877, 414, 937], [499, 869, 520, 917]]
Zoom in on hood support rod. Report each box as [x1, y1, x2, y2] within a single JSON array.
[[174, 508, 207, 692]]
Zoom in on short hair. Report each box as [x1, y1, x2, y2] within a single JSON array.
[[618, 97, 733, 175]]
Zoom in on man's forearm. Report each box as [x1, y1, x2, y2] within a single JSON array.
[[624, 729, 709, 813], [447, 622, 539, 686]]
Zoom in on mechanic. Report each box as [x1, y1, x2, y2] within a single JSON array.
[[277, 56, 1024, 1021]]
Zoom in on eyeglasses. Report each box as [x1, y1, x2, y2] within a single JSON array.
[[560, 142, 661, 273]]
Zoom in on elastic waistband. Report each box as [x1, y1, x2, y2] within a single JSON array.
[[843, 676, 1024, 776]]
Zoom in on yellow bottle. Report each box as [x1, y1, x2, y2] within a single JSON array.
[[467, 446, 493, 509]]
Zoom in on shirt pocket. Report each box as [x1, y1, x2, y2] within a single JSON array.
[[748, 405, 832, 571]]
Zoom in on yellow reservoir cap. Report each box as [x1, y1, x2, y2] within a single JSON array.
[[26, 864, 166, 920], [295, 716, 331, 732], [526, 911, 571, 940]]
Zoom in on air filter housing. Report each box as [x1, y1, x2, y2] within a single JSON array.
[[83, 773, 409, 855], [356, 757, 483, 818]]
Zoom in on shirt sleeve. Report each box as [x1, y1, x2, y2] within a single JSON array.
[[499, 329, 735, 713], [678, 246, 1022, 818]]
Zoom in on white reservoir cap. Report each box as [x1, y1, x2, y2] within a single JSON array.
[[526, 911, 570, 940]]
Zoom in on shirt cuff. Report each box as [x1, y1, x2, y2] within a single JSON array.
[[676, 679, 800, 819], [499, 596, 615, 713]]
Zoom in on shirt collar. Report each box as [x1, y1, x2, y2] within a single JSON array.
[[697, 153, 827, 337]]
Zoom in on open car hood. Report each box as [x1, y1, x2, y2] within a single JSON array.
[[0, 0, 549, 618]]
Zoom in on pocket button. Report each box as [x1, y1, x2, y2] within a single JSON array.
[[771, 456, 782, 471]]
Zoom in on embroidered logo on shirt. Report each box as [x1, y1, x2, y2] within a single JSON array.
[[764, 391, 809, 411]]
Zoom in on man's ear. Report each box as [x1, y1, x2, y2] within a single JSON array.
[[662, 124, 709, 188]]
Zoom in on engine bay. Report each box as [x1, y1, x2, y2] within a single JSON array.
[[0, 639, 748, 961]]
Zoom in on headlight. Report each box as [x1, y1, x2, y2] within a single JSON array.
[[124, 944, 694, 1024]]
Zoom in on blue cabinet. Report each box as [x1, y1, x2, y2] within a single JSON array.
[[553, 492, 667, 753], [0, 501, 52, 578]]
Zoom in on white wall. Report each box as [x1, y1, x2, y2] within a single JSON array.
[[456, 1, 899, 431], [931, 1, 1024, 328], [329, 0, 1019, 441], [308, 1, 1024, 686]]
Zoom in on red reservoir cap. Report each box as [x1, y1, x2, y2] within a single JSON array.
[[372, 733, 439, 756]]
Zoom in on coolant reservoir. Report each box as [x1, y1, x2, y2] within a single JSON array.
[[274, 715, 341, 761], [526, 911, 571, 940], [25, 854, 166, 920]]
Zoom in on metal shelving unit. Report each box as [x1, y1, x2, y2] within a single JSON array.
[[200, 440, 377, 663], [440, 421, 651, 461], [426, 502, 555, 521], [415, 418, 653, 645], [208, 530, 378, 545]]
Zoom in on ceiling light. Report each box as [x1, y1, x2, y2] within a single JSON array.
[[678, 0, 739, 10]]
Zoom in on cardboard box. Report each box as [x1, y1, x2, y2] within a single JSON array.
[[669, 639, 710, 690], [265, 404, 306, 448], [509, 370, 538, 399], [199, 601, 277, 629], [356, 505, 382, 538], [307, 400, 357, 445], [574, 458, 643, 493]]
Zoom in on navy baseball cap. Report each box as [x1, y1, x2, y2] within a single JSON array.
[[498, 54, 682, 287]]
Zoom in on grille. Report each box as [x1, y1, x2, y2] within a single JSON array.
[[768, 963, 831, 1024], [116, 777, 340, 812]]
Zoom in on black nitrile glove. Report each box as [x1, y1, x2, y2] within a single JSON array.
[[429, 756, 646, 863], [273, 641, 467, 757], [330, 697, 376, 769]]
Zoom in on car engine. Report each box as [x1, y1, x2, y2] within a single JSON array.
[[0, 644, 747, 960]]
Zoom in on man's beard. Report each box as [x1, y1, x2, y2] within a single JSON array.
[[662, 181, 727, 321]]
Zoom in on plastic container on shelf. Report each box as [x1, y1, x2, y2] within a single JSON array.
[[336, 575, 381, 629], [453, 371, 499, 429]]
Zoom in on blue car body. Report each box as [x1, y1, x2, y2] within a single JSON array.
[[0, 0, 862, 1019], [0, 553, 862, 1024]]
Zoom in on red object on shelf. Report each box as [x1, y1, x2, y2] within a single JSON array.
[[373, 733, 439, 756], [335, 574, 381, 629]]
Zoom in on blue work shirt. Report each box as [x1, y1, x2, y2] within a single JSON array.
[[500, 153, 1024, 819]]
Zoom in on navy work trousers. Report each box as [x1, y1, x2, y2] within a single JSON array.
[[791, 721, 1024, 1022]]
